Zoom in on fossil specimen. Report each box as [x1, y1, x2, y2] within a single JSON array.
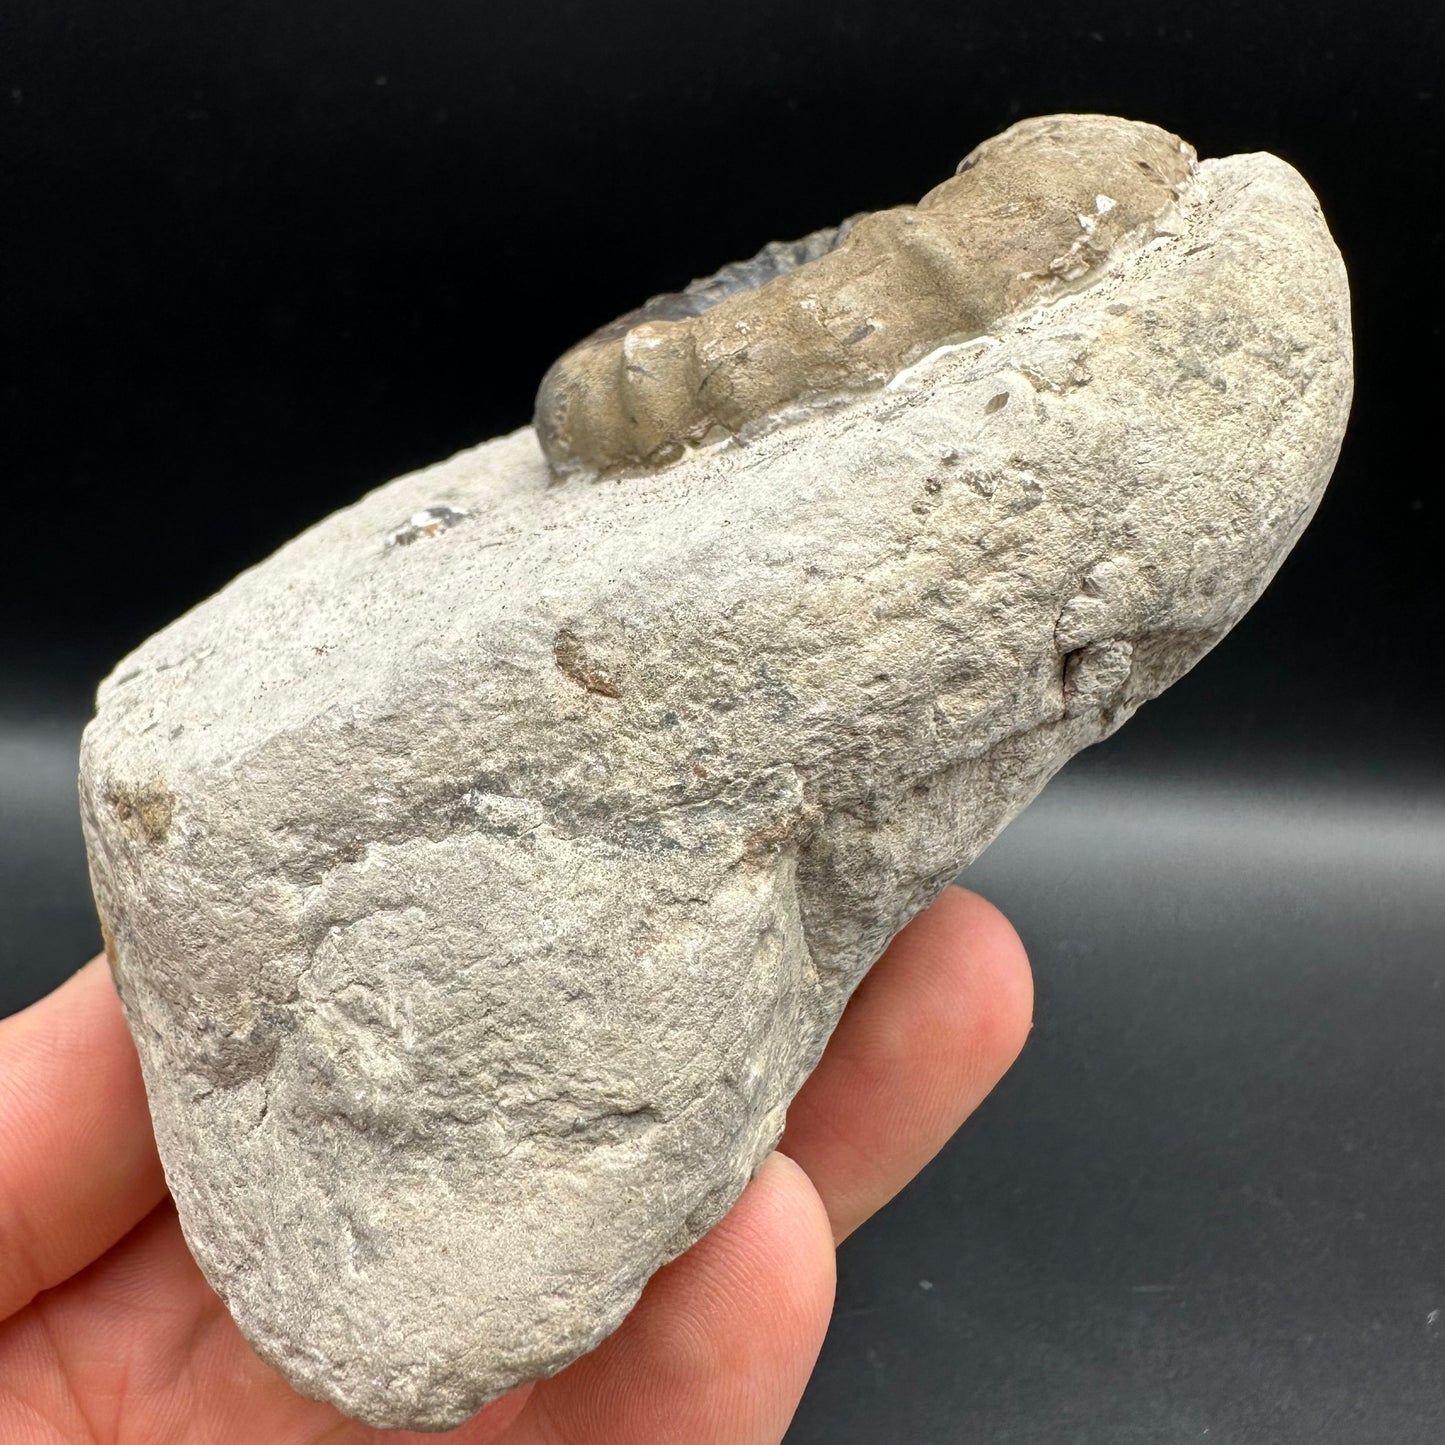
[[79, 115, 1352, 1429], [537, 115, 1196, 478]]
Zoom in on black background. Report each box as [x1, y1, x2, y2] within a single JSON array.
[[3, 2, 1442, 1440]]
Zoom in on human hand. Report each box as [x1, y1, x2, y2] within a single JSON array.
[[0, 885, 1030, 1444]]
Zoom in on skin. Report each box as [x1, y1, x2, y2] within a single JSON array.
[[0, 885, 1032, 1444]]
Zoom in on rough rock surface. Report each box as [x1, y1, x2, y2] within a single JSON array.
[[79, 115, 1352, 1430]]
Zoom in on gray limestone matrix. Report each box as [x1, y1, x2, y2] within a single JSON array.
[[78, 115, 1353, 1429]]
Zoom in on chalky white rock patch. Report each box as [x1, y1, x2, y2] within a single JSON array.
[[80, 116, 1352, 1429]]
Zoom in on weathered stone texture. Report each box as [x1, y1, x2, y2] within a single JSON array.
[[80, 116, 1351, 1429]]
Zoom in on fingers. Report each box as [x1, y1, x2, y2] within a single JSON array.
[[779, 885, 1033, 1241], [508, 1153, 835, 1445], [1, 1201, 332, 1445], [3, 1159, 832, 1445], [498, 891, 1028, 1443], [0, 887, 1025, 1440], [1, 1192, 537, 1445], [0, 957, 168, 1322]]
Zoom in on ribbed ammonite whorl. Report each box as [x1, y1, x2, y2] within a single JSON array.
[[535, 114, 1196, 479]]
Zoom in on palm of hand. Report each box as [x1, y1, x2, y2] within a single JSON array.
[[0, 888, 1030, 1445]]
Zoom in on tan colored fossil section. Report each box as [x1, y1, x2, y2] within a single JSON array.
[[535, 114, 1195, 478]]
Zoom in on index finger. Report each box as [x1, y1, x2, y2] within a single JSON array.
[[779, 886, 1033, 1241], [0, 956, 167, 1321]]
